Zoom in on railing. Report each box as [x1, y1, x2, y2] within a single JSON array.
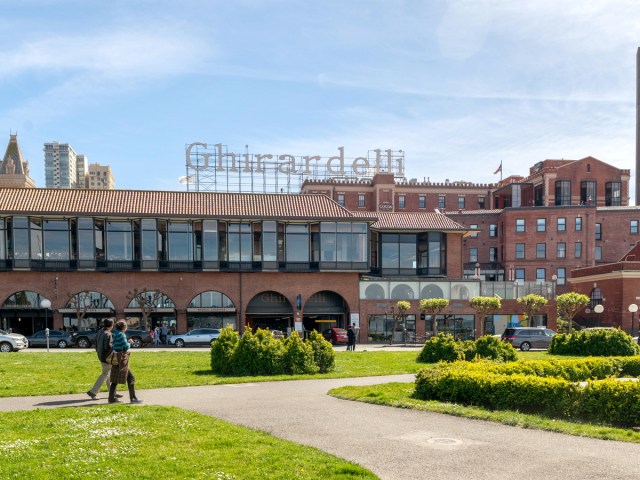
[[159, 261, 202, 271], [30, 260, 77, 271], [278, 261, 320, 272], [96, 260, 141, 271], [220, 261, 261, 272]]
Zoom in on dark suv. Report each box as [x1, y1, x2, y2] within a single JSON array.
[[501, 327, 555, 351], [126, 329, 153, 348], [72, 328, 100, 348]]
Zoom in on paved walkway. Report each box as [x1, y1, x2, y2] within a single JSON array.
[[1, 375, 639, 480]]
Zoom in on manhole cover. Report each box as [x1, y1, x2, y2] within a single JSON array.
[[427, 438, 463, 446]]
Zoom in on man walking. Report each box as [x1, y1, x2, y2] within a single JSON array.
[[87, 319, 121, 400], [347, 323, 357, 351]]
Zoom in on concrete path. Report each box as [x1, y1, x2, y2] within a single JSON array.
[[1, 375, 638, 480]]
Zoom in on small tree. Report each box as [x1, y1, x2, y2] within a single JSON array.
[[517, 294, 548, 326], [556, 292, 590, 334], [419, 298, 449, 337], [389, 300, 411, 345], [66, 290, 94, 329], [126, 288, 164, 330], [469, 296, 501, 337]]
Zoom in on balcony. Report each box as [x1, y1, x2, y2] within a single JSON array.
[[278, 261, 320, 272], [220, 261, 261, 272], [159, 261, 203, 272], [96, 260, 140, 271], [31, 260, 77, 271]]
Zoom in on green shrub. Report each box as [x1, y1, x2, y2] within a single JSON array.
[[283, 332, 318, 374], [465, 335, 518, 362], [210, 326, 239, 374], [549, 329, 640, 356], [306, 330, 336, 373], [414, 357, 640, 426], [417, 333, 464, 363], [232, 329, 264, 375], [254, 329, 286, 375]]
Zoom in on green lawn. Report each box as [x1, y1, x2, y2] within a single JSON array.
[[0, 350, 423, 397], [0, 406, 377, 479]]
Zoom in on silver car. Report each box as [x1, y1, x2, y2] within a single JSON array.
[[168, 328, 220, 347], [0, 329, 28, 352], [501, 327, 556, 351]]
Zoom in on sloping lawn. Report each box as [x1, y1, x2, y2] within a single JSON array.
[[0, 406, 377, 479]]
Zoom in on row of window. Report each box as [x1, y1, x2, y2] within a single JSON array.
[[554, 180, 621, 206], [338, 193, 485, 210], [515, 217, 583, 233], [513, 267, 566, 285]]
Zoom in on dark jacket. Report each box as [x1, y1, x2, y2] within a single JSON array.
[[95, 328, 113, 363]]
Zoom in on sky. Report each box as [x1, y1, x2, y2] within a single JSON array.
[[1, 0, 640, 199]]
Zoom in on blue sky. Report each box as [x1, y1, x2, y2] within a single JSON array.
[[1, 0, 639, 198]]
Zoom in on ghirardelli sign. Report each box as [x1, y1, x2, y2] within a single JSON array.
[[185, 143, 405, 177]]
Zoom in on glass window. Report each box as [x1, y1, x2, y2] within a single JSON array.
[[515, 243, 525, 259], [536, 268, 546, 281], [478, 196, 485, 209], [557, 242, 566, 258], [337, 194, 345, 206], [202, 220, 219, 261], [515, 268, 525, 282], [458, 195, 465, 209], [43, 219, 70, 260], [29, 218, 41, 259], [631, 220, 639, 234], [575, 217, 582, 231], [469, 248, 478, 262], [286, 224, 309, 262], [438, 195, 445, 209], [575, 242, 582, 258], [0, 219, 5, 260], [536, 243, 546, 259], [580, 180, 596, 205], [489, 247, 497, 262], [141, 219, 157, 260], [261, 221, 277, 261], [470, 224, 478, 238], [557, 217, 566, 232], [555, 180, 571, 205], [536, 218, 546, 232], [516, 219, 525, 232], [605, 181, 621, 206], [489, 224, 497, 237], [228, 223, 251, 262], [398, 195, 406, 209], [595, 246, 602, 261], [557, 267, 566, 285], [358, 194, 365, 208], [168, 222, 194, 261], [418, 196, 426, 209], [106, 221, 132, 261], [77, 218, 94, 260], [595, 223, 601, 241]]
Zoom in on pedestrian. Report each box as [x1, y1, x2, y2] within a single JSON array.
[[347, 323, 357, 351], [108, 320, 143, 404], [154, 325, 161, 346], [161, 323, 168, 344], [87, 318, 122, 400]]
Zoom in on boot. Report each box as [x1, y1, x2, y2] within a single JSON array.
[[108, 383, 121, 403], [129, 382, 143, 404]]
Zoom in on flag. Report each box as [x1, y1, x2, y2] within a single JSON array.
[[493, 162, 502, 175]]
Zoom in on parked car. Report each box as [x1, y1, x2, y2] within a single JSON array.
[[322, 327, 348, 345], [26, 330, 73, 349], [168, 328, 220, 347], [125, 329, 153, 348], [271, 330, 286, 339], [0, 329, 28, 352], [71, 328, 100, 348], [501, 327, 556, 351]]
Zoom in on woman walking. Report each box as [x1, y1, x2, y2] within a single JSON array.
[[108, 320, 143, 404]]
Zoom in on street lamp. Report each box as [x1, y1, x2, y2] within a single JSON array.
[[628, 304, 638, 336], [551, 274, 558, 299], [593, 304, 604, 327]]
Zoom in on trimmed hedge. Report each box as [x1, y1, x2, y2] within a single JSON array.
[[210, 326, 335, 376], [414, 358, 640, 426], [549, 329, 640, 356], [417, 334, 517, 363]]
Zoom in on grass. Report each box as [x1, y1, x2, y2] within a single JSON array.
[[0, 350, 424, 397], [329, 379, 640, 444], [0, 406, 377, 479]]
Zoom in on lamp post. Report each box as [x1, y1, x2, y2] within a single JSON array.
[[551, 274, 558, 299], [593, 304, 604, 327], [628, 304, 638, 336], [40, 298, 51, 352]]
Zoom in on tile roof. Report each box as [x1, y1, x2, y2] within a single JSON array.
[[351, 211, 467, 231], [0, 188, 369, 220]]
